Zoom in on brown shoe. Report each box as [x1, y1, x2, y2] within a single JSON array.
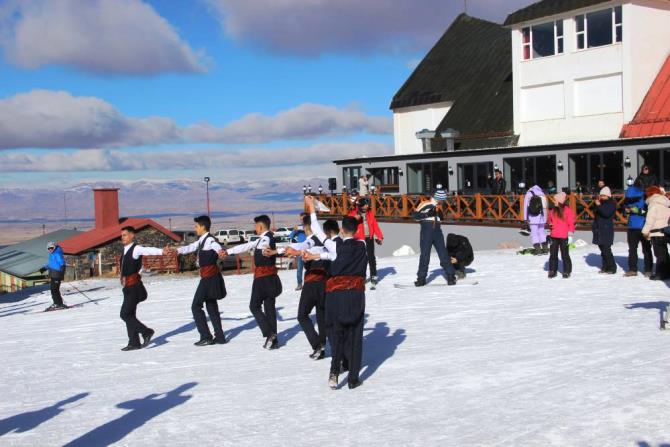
[[624, 271, 638, 277]]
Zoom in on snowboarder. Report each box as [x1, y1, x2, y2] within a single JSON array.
[[547, 192, 575, 278], [172, 215, 228, 346], [523, 185, 549, 255], [40, 241, 67, 311], [642, 186, 670, 280], [446, 233, 474, 279], [623, 180, 653, 277], [592, 187, 617, 274], [118, 226, 165, 351], [223, 215, 283, 349], [348, 197, 383, 287], [304, 196, 366, 390], [413, 186, 456, 287]]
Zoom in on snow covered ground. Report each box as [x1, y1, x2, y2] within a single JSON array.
[[2, 242, 670, 446]]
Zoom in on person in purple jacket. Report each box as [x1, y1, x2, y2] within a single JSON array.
[[524, 185, 549, 255]]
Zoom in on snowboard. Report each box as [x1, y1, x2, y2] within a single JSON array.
[[393, 280, 479, 289]]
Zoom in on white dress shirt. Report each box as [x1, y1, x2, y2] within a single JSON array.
[[123, 243, 164, 259], [226, 231, 271, 255], [177, 232, 223, 255], [309, 212, 340, 261]]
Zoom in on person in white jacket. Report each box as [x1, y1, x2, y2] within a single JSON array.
[[642, 186, 670, 280]]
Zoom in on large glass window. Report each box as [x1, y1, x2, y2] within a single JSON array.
[[522, 20, 564, 60], [343, 166, 361, 192], [638, 149, 670, 189], [407, 162, 449, 194], [569, 151, 623, 192], [504, 155, 556, 192], [576, 6, 622, 50], [368, 167, 400, 194], [458, 162, 494, 193]]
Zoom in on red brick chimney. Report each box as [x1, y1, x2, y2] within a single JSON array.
[[93, 188, 120, 230]]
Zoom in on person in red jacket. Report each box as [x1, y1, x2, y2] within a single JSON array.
[[348, 198, 383, 286], [547, 192, 576, 279]]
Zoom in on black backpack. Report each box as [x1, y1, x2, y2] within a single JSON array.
[[527, 192, 543, 217]]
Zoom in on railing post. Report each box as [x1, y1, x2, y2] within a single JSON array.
[[342, 192, 349, 215], [475, 193, 483, 219], [371, 194, 378, 215], [401, 196, 409, 217], [569, 193, 577, 217], [519, 194, 525, 220]]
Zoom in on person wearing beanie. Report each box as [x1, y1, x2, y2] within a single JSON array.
[[623, 179, 653, 277], [348, 197, 383, 287], [433, 184, 448, 202], [547, 193, 576, 278], [592, 188, 617, 274], [642, 186, 670, 280], [39, 241, 67, 311], [523, 185, 549, 255]]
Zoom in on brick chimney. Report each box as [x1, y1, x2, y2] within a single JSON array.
[[93, 188, 120, 230]]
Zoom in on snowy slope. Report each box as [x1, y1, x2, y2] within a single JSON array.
[[2, 243, 670, 446]]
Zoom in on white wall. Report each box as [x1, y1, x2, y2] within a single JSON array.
[[392, 102, 452, 155]]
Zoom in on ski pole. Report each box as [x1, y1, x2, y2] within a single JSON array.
[[68, 284, 99, 305]]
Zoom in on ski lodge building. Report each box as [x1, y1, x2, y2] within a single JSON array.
[[334, 0, 670, 196]]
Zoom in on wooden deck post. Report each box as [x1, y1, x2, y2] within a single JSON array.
[[475, 193, 483, 219]]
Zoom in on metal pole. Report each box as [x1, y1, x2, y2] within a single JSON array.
[[204, 177, 211, 217]]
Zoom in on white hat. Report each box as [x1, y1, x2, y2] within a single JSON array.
[[599, 187, 612, 197], [46, 241, 56, 249]]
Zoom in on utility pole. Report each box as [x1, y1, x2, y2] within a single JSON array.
[[204, 177, 211, 217], [63, 191, 68, 227], [464, 0, 468, 14]]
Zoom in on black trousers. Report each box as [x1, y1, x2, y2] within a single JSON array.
[[598, 244, 617, 273], [365, 237, 377, 277], [250, 276, 281, 338], [326, 290, 365, 383], [192, 296, 224, 341], [417, 221, 455, 280], [297, 280, 326, 350], [627, 229, 653, 273], [548, 238, 572, 274], [120, 284, 150, 347], [50, 279, 63, 306], [652, 236, 670, 279]]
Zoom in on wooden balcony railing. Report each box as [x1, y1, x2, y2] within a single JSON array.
[[312, 193, 630, 227]]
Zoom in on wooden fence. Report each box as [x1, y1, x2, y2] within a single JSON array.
[[313, 193, 629, 227]]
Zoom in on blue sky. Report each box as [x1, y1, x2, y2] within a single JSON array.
[[0, 0, 532, 189]]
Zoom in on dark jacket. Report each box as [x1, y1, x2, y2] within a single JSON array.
[[490, 177, 506, 195], [44, 246, 66, 279], [592, 199, 617, 246], [635, 172, 658, 191], [446, 234, 474, 267]]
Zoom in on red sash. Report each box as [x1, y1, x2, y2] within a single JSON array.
[[200, 264, 219, 279], [121, 273, 141, 288], [326, 275, 365, 293], [255, 265, 278, 279], [305, 268, 327, 283]]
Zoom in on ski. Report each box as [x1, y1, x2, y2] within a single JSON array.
[[393, 280, 479, 289]]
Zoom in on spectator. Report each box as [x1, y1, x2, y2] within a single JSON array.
[[289, 215, 308, 291], [547, 192, 576, 278], [642, 186, 670, 280], [523, 185, 549, 255], [446, 233, 474, 279], [348, 197, 383, 286], [624, 180, 653, 277], [575, 181, 586, 196], [490, 169, 506, 195], [546, 180, 557, 194], [358, 175, 369, 197], [592, 187, 617, 274], [88, 251, 96, 277], [636, 164, 659, 191]]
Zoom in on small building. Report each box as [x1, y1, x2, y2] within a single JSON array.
[[0, 229, 81, 293], [59, 188, 182, 278], [336, 1, 670, 195]]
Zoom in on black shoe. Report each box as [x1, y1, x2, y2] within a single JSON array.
[[339, 363, 349, 374], [141, 329, 155, 348], [121, 344, 141, 351], [533, 244, 541, 255], [44, 304, 59, 312], [548, 271, 557, 278], [447, 275, 456, 286], [414, 278, 426, 287], [329, 374, 339, 390], [263, 334, 277, 349], [541, 243, 549, 254], [194, 338, 215, 346], [214, 335, 228, 344], [456, 270, 466, 280], [268, 338, 279, 350], [562, 273, 571, 279], [309, 346, 325, 360], [370, 276, 378, 286], [348, 380, 362, 389]]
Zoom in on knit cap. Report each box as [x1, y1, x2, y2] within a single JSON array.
[[599, 187, 612, 197], [433, 184, 447, 201], [554, 192, 567, 205]]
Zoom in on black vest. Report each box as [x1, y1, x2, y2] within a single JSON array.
[[121, 243, 142, 276], [328, 238, 367, 277], [198, 234, 219, 267], [305, 234, 329, 272], [254, 232, 277, 267]]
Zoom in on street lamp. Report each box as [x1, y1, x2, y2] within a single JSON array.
[[557, 160, 564, 171], [302, 185, 307, 195], [626, 175, 634, 186], [204, 177, 211, 216], [371, 185, 377, 194], [624, 155, 632, 168], [308, 184, 312, 194], [318, 185, 323, 194]]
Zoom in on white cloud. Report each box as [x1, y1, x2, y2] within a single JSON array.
[[0, 0, 206, 75]]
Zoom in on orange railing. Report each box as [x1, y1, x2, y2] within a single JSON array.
[[313, 193, 631, 227]]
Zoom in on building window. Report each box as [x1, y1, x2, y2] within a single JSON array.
[[576, 6, 622, 50], [458, 162, 494, 193], [521, 20, 564, 60], [638, 149, 670, 189], [407, 162, 449, 194], [569, 151, 623, 192], [503, 155, 556, 192], [343, 166, 362, 192], [368, 167, 400, 194]]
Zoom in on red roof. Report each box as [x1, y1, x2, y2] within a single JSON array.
[[621, 54, 670, 138], [60, 218, 181, 255]]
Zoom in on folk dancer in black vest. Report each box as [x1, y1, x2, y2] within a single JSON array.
[[304, 196, 367, 390], [119, 226, 166, 351], [172, 216, 228, 346], [222, 215, 283, 350]]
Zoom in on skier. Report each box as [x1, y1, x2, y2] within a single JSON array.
[[642, 186, 670, 280], [118, 226, 165, 351], [40, 241, 67, 311], [172, 215, 228, 346], [413, 186, 457, 287], [304, 196, 366, 390], [348, 197, 383, 287], [223, 215, 283, 349], [623, 180, 653, 277], [547, 192, 576, 278], [523, 185, 549, 255], [445, 233, 473, 279], [592, 187, 617, 274]]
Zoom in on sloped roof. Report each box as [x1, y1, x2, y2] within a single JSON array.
[[0, 229, 81, 278], [503, 0, 610, 26], [60, 218, 181, 255], [620, 54, 670, 139], [390, 14, 511, 110]]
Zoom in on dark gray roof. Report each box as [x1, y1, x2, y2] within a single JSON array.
[[0, 229, 81, 278], [390, 14, 511, 111], [503, 0, 610, 26]]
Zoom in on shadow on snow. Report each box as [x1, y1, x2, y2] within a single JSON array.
[[0, 392, 89, 436]]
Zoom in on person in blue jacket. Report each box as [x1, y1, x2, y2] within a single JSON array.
[[624, 180, 653, 277], [40, 241, 67, 310], [289, 216, 308, 291]]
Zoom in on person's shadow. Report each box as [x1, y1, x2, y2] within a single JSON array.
[[360, 322, 406, 382], [625, 301, 670, 328], [64, 383, 197, 447], [0, 392, 89, 436], [376, 267, 397, 281]]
